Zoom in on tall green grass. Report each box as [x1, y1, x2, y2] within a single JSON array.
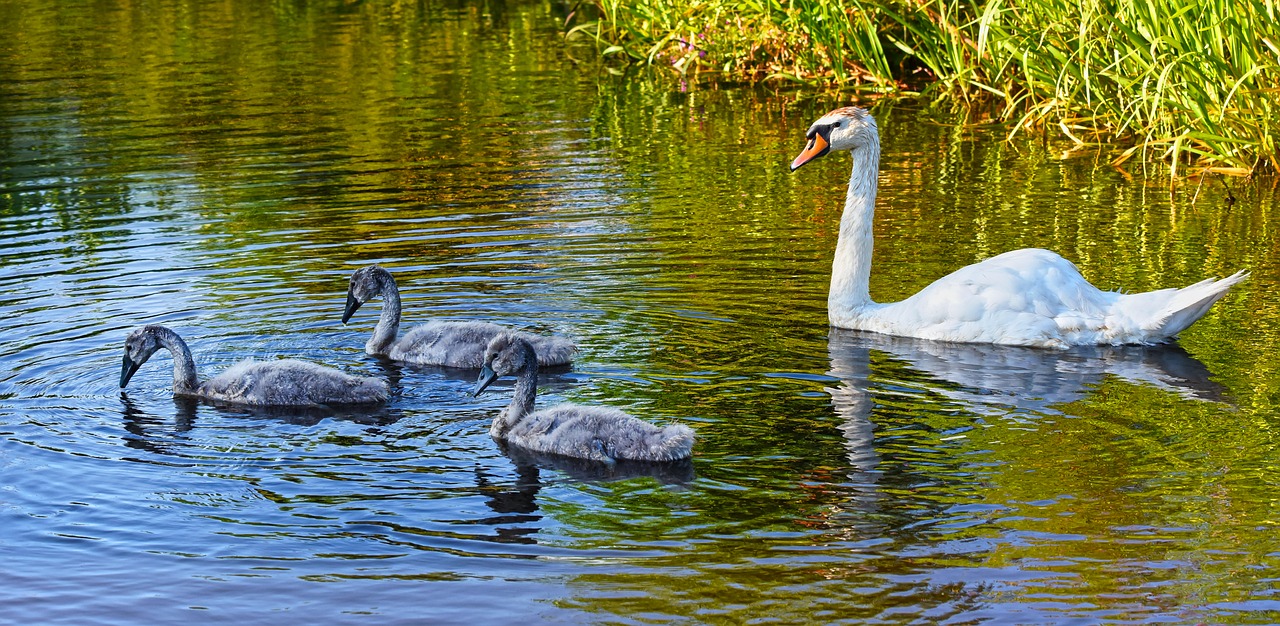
[[568, 0, 1280, 175]]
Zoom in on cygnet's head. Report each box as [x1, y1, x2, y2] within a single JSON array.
[[121, 325, 166, 388], [472, 333, 536, 396], [343, 265, 395, 324], [790, 106, 879, 171]]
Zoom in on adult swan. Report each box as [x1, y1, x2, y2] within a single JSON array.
[[790, 106, 1247, 348]]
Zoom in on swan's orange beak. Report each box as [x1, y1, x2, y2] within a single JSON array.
[[790, 133, 830, 171]]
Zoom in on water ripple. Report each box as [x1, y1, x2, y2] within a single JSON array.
[[1, 0, 1275, 623]]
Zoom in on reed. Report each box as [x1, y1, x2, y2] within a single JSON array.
[[568, 0, 1280, 175]]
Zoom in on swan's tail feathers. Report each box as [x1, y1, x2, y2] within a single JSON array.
[[531, 334, 578, 368], [1140, 270, 1248, 340], [645, 423, 696, 462], [532, 337, 578, 366]]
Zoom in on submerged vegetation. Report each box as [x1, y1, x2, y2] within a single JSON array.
[[567, 0, 1280, 175]]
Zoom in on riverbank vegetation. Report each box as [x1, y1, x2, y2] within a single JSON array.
[[566, 0, 1280, 176]]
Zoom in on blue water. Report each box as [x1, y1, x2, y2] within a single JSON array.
[[3, 0, 1280, 623]]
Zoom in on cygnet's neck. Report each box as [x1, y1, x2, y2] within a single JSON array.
[[367, 280, 402, 355], [153, 326, 199, 394], [829, 142, 881, 321], [491, 346, 538, 439]]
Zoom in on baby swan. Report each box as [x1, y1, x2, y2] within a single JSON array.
[[473, 334, 695, 463], [342, 265, 576, 369], [120, 325, 388, 407]]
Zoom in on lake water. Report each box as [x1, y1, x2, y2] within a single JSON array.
[[3, 0, 1280, 623]]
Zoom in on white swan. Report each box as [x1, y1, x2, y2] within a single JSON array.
[[791, 106, 1248, 348], [472, 334, 695, 463], [342, 265, 576, 368], [120, 325, 388, 406]]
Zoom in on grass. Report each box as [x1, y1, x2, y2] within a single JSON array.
[[566, 0, 1280, 175]]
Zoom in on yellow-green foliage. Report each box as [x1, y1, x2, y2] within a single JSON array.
[[571, 0, 1280, 175]]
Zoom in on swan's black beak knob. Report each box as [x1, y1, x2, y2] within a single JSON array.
[[472, 364, 499, 397]]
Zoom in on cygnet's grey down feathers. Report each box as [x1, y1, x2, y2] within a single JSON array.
[[496, 403, 696, 463], [393, 320, 576, 369], [343, 264, 575, 368], [199, 358, 389, 406], [120, 324, 388, 407], [474, 333, 694, 463]]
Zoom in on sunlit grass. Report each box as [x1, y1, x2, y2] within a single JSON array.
[[568, 0, 1280, 175]]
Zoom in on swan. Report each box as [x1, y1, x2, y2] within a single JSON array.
[[342, 265, 576, 368], [472, 333, 695, 463], [119, 325, 389, 406], [790, 106, 1248, 348]]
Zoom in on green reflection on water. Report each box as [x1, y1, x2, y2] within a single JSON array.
[[3, 0, 1280, 622]]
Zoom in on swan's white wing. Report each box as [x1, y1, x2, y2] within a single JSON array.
[[875, 249, 1117, 346]]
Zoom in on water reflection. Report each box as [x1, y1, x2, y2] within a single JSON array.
[[499, 440, 696, 485], [467, 438, 696, 548], [3, 0, 1276, 621], [119, 392, 408, 455], [828, 328, 1223, 415], [474, 461, 544, 545], [119, 394, 196, 458], [826, 326, 1226, 484], [812, 329, 1241, 619]]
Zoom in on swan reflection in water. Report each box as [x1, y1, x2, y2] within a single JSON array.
[[826, 327, 1226, 477], [498, 441, 695, 485], [471, 436, 695, 546], [119, 393, 409, 456]]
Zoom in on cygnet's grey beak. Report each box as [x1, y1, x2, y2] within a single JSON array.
[[472, 364, 498, 397], [120, 354, 141, 389], [341, 291, 363, 325]]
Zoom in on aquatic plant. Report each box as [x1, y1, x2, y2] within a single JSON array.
[[568, 0, 1280, 175]]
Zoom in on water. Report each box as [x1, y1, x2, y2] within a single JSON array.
[[2, 0, 1280, 622]]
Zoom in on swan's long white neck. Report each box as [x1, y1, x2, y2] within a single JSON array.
[[829, 141, 881, 320], [367, 280, 402, 355], [154, 326, 199, 394]]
